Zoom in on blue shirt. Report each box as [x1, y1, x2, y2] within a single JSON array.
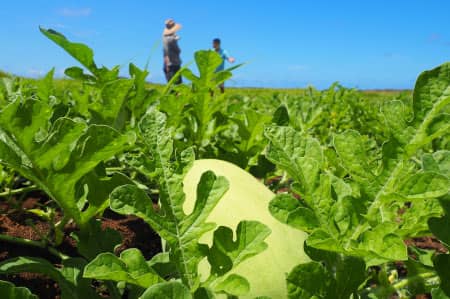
[[215, 48, 230, 72]]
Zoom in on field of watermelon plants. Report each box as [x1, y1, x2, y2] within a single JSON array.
[[0, 28, 449, 299]]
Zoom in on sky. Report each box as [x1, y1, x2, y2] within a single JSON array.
[[1, 0, 450, 89]]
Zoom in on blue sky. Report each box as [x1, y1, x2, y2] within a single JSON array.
[[1, 0, 450, 89]]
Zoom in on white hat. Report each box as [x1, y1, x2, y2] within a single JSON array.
[[163, 19, 182, 36]]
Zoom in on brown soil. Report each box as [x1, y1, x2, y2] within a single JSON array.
[[102, 209, 161, 260], [406, 236, 448, 254], [0, 193, 162, 299]]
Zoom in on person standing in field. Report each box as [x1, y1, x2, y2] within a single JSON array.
[[163, 19, 182, 84], [213, 38, 235, 93]]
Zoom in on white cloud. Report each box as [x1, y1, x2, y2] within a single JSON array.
[[58, 7, 92, 17]]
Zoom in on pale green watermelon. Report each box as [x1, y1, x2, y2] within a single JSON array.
[[183, 159, 309, 298]]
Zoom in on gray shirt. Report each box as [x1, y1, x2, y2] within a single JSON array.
[[163, 34, 181, 66]]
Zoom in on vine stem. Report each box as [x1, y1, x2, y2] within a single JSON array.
[[105, 167, 126, 172], [0, 185, 38, 197], [392, 271, 438, 290], [0, 234, 69, 260]]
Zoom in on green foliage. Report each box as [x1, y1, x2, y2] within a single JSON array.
[[180, 51, 234, 150], [71, 219, 123, 260], [110, 109, 229, 288], [0, 257, 101, 299], [40, 27, 119, 85], [0, 280, 38, 299], [270, 83, 394, 145], [84, 248, 163, 288], [0, 97, 135, 226], [286, 255, 366, 299], [182, 50, 241, 92], [140, 281, 191, 299], [83, 109, 271, 297], [218, 109, 272, 170], [206, 221, 270, 277], [288, 246, 366, 299], [429, 199, 450, 296], [159, 50, 251, 163], [40, 27, 158, 129], [265, 62, 450, 297]]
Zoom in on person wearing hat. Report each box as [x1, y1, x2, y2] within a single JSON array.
[[213, 38, 235, 93], [163, 19, 182, 84]]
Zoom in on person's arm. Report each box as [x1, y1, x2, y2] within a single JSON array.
[[163, 23, 182, 36], [223, 50, 235, 63]]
